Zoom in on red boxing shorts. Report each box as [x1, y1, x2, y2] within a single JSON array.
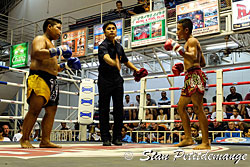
[[181, 67, 207, 97]]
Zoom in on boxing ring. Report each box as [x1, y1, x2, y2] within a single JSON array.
[[0, 64, 250, 166]]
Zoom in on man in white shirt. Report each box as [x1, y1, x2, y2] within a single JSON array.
[[123, 95, 134, 120], [229, 108, 242, 125]]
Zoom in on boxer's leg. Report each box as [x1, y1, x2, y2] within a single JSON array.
[[174, 95, 194, 147], [20, 92, 44, 148], [40, 105, 61, 148], [191, 92, 211, 150]]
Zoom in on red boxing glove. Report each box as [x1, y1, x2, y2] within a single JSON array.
[[164, 39, 185, 56], [133, 68, 148, 82], [172, 63, 184, 76]]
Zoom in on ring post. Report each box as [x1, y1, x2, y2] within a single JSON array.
[[22, 72, 29, 118], [216, 69, 223, 122], [138, 78, 147, 120]]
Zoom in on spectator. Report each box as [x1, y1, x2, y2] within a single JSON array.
[[167, 122, 184, 143], [186, 107, 197, 120], [243, 127, 250, 137], [244, 90, 250, 101], [2, 124, 12, 141], [210, 110, 227, 120], [204, 107, 211, 119], [226, 86, 243, 117], [132, 95, 140, 120], [229, 108, 242, 125], [60, 122, 70, 141], [208, 121, 226, 139], [74, 122, 80, 141], [111, 1, 130, 19], [123, 94, 134, 120], [147, 123, 166, 143], [60, 122, 70, 130], [128, 0, 147, 15], [146, 93, 157, 119], [158, 91, 170, 119], [0, 128, 11, 141], [157, 108, 168, 120], [13, 123, 23, 142], [32, 122, 40, 141], [92, 124, 101, 141], [191, 124, 202, 144], [121, 127, 132, 143], [224, 122, 240, 138], [244, 104, 250, 119]]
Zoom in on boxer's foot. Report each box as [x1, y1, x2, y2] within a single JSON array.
[[20, 138, 35, 148], [173, 138, 194, 147], [40, 141, 62, 148]]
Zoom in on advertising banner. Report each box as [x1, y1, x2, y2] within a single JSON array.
[[62, 27, 87, 57], [93, 19, 123, 54], [176, 0, 220, 36], [232, 0, 250, 30], [10, 42, 29, 68], [131, 8, 166, 48]]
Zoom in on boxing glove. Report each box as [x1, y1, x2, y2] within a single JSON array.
[[172, 63, 184, 76], [49, 45, 72, 59], [164, 39, 185, 56], [133, 68, 148, 82], [60, 57, 81, 70]]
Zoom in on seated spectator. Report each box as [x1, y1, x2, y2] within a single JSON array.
[[204, 107, 211, 119], [60, 122, 70, 141], [13, 123, 23, 142], [128, 0, 147, 15], [210, 111, 227, 120], [146, 93, 157, 119], [132, 95, 140, 120], [158, 91, 170, 119], [208, 121, 226, 139], [243, 127, 250, 137], [60, 122, 70, 130], [123, 94, 134, 120], [167, 122, 184, 144], [157, 108, 168, 121], [146, 123, 166, 143], [244, 104, 250, 119], [186, 107, 197, 120], [2, 124, 12, 141], [244, 90, 250, 101], [91, 124, 101, 141], [226, 86, 243, 117], [134, 122, 148, 142], [191, 124, 202, 144], [224, 122, 240, 138], [121, 127, 132, 143], [32, 122, 40, 141], [0, 128, 11, 141], [145, 109, 153, 128], [110, 1, 130, 19], [229, 108, 242, 125]]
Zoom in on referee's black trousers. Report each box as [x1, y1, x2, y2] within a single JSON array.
[[98, 75, 124, 141]]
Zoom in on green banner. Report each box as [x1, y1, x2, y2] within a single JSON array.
[[10, 42, 29, 68]]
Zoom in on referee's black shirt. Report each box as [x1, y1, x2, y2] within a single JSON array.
[[98, 38, 128, 79]]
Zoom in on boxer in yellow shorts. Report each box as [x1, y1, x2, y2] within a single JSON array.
[[27, 70, 59, 107], [20, 18, 78, 148]]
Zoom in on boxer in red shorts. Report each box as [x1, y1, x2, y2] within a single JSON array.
[[164, 18, 210, 150]]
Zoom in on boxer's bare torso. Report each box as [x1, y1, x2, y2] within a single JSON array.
[[30, 35, 59, 76]]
